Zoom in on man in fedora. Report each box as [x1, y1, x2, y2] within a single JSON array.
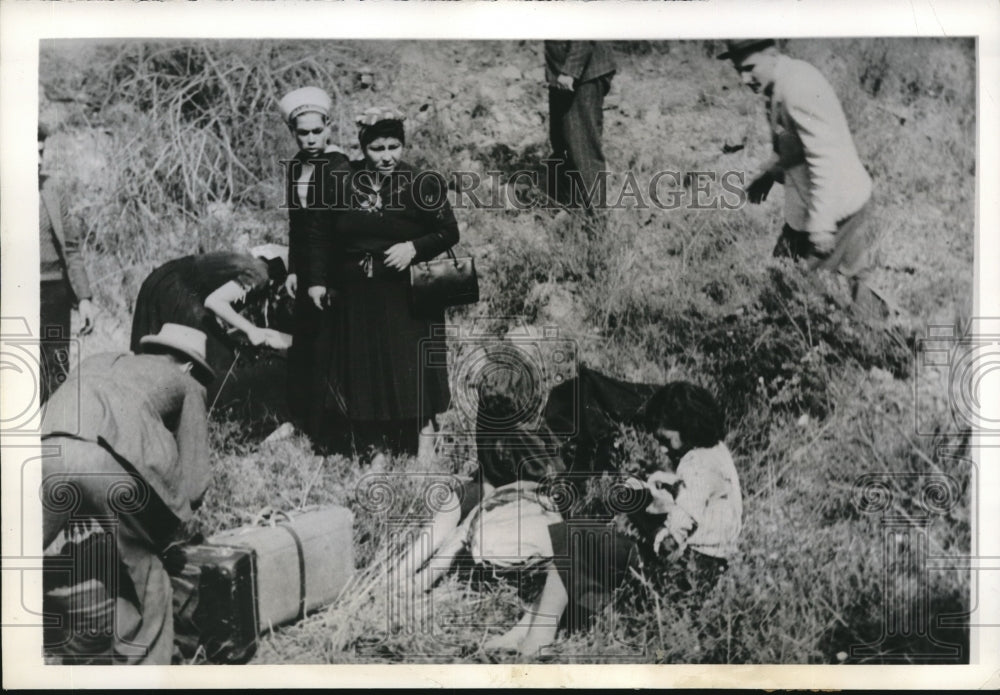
[[719, 39, 889, 320], [40, 324, 214, 664], [39, 120, 97, 403]]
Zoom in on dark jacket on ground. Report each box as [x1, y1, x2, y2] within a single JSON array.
[[544, 364, 659, 476]]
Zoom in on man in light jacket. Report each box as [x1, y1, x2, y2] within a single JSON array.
[[41, 324, 214, 665], [720, 39, 889, 320]]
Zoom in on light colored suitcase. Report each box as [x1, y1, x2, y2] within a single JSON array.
[[209, 505, 354, 633]]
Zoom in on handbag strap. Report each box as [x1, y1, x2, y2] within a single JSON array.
[[416, 246, 462, 270]]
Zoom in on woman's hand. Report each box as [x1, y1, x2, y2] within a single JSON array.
[[555, 74, 575, 91], [307, 285, 327, 310], [245, 326, 267, 346], [285, 273, 298, 299], [653, 527, 683, 562], [261, 329, 293, 350], [645, 470, 680, 514], [384, 241, 417, 271]]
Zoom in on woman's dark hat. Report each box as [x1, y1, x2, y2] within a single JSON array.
[[138, 323, 216, 384], [716, 39, 776, 62], [356, 107, 406, 149]]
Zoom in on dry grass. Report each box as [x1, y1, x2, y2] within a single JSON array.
[[41, 38, 974, 664]]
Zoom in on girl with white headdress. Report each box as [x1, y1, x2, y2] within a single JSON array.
[[277, 86, 352, 445]]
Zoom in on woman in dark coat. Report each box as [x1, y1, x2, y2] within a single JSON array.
[[307, 107, 458, 455], [277, 86, 352, 441], [129, 246, 291, 403]]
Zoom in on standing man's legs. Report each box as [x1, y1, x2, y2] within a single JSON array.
[[812, 203, 890, 322], [39, 280, 73, 404], [547, 87, 574, 205], [562, 74, 612, 212]]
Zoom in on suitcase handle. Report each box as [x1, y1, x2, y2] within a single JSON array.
[[254, 507, 292, 527]]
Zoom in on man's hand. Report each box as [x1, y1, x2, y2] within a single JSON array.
[[555, 74, 576, 92], [746, 172, 775, 204], [285, 273, 298, 299], [77, 299, 96, 336], [307, 285, 327, 310]]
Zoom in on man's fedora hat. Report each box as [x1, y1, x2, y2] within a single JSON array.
[[717, 39, 777, 62], [139, 323, 216, 384]]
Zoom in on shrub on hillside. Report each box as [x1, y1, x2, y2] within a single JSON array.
[[696, 264, 910, 422]]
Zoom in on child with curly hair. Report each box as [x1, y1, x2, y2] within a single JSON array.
[[632, 381, 743, 596]]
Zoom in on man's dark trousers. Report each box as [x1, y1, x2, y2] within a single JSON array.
[[40, 279, 73, 404], [548, 74, 612, 211]]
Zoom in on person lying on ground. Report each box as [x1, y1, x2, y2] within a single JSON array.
[[389, 361, 569, 656]]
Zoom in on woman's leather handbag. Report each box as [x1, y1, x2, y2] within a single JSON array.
[[409, 247, 479, 313]]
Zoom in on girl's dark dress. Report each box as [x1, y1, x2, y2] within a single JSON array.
[[311, 161, 457, 453], [284, 148, 351, 438], [131, 252, 290, 426], [130, 252, 270, 378]]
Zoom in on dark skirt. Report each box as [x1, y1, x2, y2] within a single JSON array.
[[325, 261, 451, 428], [287, 293, 346, 442]]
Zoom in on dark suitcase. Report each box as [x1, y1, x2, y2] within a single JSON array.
[[170, 543, 259, 664]]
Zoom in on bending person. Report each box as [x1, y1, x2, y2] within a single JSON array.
[[129, 245, 291, 401], [632, 381, 743, 598], [719, 39, 889, 321]]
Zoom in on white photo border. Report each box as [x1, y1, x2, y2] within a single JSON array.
[[2, 0, 998, 689]]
